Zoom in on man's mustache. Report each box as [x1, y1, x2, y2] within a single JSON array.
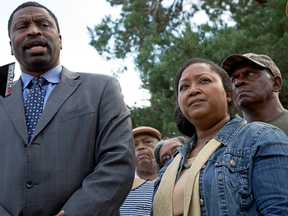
[[136, 150, 151, 159], [22, 36, 50, 49]]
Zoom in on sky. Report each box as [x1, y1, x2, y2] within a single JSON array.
[[0, 0, 150, 107], [0, 1, 227, 107]]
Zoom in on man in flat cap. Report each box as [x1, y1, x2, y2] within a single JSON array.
[[119, 126, 161, 215], [133, 126, 161, 180], [221, 53, 288, 136]]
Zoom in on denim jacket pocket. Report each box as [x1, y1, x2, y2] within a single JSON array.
[[215, 149, 250, 189], [214, 149, 253, 212]]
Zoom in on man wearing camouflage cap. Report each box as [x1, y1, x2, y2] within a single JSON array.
[[221, 53, 288, 136]]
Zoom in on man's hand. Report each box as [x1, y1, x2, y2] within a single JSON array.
[[54, 210, 65, 216]]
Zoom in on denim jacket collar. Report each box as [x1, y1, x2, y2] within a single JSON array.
[[179, 115, 246, 158]]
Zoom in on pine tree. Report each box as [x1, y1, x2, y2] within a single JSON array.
[[89, 0, 288, 138]]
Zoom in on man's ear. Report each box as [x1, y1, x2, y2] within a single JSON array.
[[59, 35, 62, 50], [273, 76, 282, 92], [226, 91, 232, 102], [10, 41, 13, 55]]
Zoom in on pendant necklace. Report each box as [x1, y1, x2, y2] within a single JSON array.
[[183, 141, 197, 168]]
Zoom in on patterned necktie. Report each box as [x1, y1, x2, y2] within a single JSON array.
[[24, 76, 45, 141]]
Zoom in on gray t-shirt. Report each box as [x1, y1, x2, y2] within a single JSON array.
[[266, 109, 288, 136]]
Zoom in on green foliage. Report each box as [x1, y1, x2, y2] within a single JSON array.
[[89, 0, 288, 138]]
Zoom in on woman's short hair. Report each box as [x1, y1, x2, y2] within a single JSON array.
[[174, 58, 236, 137], [153, 136, 187, 170]]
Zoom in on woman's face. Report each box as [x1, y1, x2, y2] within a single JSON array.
[[159, 140, 183, 167], [177, 63, 231, 126]]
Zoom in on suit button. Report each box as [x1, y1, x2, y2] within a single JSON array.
[[200, 199, 204, 206], [24, 144, 28, 151], [26, 181, 34, 188]]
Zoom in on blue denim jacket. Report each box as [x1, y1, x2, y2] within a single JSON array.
[[151, 115, 288, 215]]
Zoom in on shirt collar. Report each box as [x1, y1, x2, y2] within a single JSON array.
[[21, 64, 62, 90]]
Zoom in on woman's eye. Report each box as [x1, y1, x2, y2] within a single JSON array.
[[199, 78, 209, 83], [180, 85, 188, 92], [161, 155, 171, 165]]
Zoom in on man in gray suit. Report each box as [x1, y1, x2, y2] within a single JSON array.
[[0, 2, 135, 216]]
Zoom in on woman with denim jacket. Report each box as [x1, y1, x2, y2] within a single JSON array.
[[151, 58, 288, 216]]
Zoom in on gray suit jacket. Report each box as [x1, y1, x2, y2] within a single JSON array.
[[0, 67, 135, 216]]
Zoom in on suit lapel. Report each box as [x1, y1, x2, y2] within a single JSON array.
[[0, 79, 29, 143], [32, 67, 81, 141]]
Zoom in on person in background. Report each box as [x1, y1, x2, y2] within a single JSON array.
[[151, 58, 288, 216], [119, 126, 161, 215], [153, 136, 187, 171], [120, 176, 154, 215], [221, 53, 288, 136], [133, 126, 161, 180], [0, 2, 135, 215]]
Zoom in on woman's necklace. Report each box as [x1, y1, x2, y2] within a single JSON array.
[[183, 141, 197, 168]]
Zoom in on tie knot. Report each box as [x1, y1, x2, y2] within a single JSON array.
[[32, 76, 45, 87]]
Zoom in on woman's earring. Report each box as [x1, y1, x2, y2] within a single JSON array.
[[227, 98, 231, 102]]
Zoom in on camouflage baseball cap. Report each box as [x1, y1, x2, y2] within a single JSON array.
[[221, 53, 281, 77]]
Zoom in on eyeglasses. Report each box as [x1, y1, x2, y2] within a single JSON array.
[[160, 145, 182, 167]]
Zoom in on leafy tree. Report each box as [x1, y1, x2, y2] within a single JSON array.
[[89, 0, 288, 138]]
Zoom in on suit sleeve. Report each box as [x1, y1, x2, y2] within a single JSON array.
[[61, 76, 135, 215], [0, 204, 12, 216]]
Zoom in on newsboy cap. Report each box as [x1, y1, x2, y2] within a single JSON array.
[[132, 126, 161, 140]]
